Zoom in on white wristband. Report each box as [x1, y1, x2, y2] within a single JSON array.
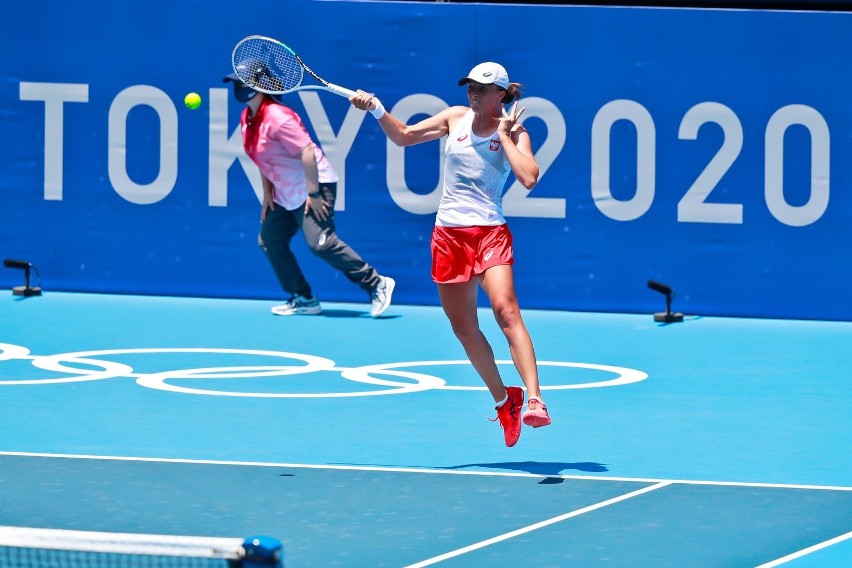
[[369, 99, 385, 119]]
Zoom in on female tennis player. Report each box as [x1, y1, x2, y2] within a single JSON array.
[[350, 62, 551, 447]]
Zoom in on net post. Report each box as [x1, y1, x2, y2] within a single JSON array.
[[241, 535, 284, 567]]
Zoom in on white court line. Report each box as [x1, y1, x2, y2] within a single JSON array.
[[0, 451, 850, 492], [755, 530, 852, 567], [403, 482, 672, 568]]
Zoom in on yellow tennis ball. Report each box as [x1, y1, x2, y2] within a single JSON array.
[[184, 92, 201, 110]]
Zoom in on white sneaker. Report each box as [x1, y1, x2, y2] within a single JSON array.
[[271, 294, 322, 316], [370, 276, 395, 318]]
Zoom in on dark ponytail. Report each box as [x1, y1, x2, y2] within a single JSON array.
[[502, 82, 523, 104]]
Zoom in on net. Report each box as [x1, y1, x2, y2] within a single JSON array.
[[0, 526, 280, 567]]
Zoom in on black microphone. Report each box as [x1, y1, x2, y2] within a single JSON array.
[[647, 280, 672, 296], [3, 259, 32, 270], [3, 258, 41, 296]]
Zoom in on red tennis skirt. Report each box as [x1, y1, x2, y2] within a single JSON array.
[[431, 224, 514, 284]]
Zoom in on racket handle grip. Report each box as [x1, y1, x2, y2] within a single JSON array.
[[326, 83, 357, 99]]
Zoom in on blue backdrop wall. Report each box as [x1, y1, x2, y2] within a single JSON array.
[[2, 0, 850, 320]]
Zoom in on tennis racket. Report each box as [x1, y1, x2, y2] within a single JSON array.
[[231, 35, 356, 98]]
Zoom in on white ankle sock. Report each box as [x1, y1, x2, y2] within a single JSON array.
[[495, 393, 508, 408]]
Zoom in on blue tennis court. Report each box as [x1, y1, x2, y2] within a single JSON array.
[[1, 292, 851, 566]]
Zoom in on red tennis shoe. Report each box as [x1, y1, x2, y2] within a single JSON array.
[[491, 386, 524, 447]]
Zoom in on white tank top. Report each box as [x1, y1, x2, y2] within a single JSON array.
[[436, 110, 510, 227]]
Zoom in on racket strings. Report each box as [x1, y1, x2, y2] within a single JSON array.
[[233, 38, 303, 93]]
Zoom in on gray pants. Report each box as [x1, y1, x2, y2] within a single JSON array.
[[258, 182, 381, 299]]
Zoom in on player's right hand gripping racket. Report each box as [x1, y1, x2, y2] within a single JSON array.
[[231, 35, 356, 98]]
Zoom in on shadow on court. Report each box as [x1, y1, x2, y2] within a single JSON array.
[[334, 461, 610, 476], [308, 308, 403, 319], [442, 461, 610, 475]]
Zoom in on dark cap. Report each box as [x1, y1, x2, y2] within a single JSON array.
[[223, 58, 269, 83]]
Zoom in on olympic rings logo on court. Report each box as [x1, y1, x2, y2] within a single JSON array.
[[0, 343, 648, 398]]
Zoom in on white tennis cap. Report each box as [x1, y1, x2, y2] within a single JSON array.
[[458, 62, 510, 89]]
